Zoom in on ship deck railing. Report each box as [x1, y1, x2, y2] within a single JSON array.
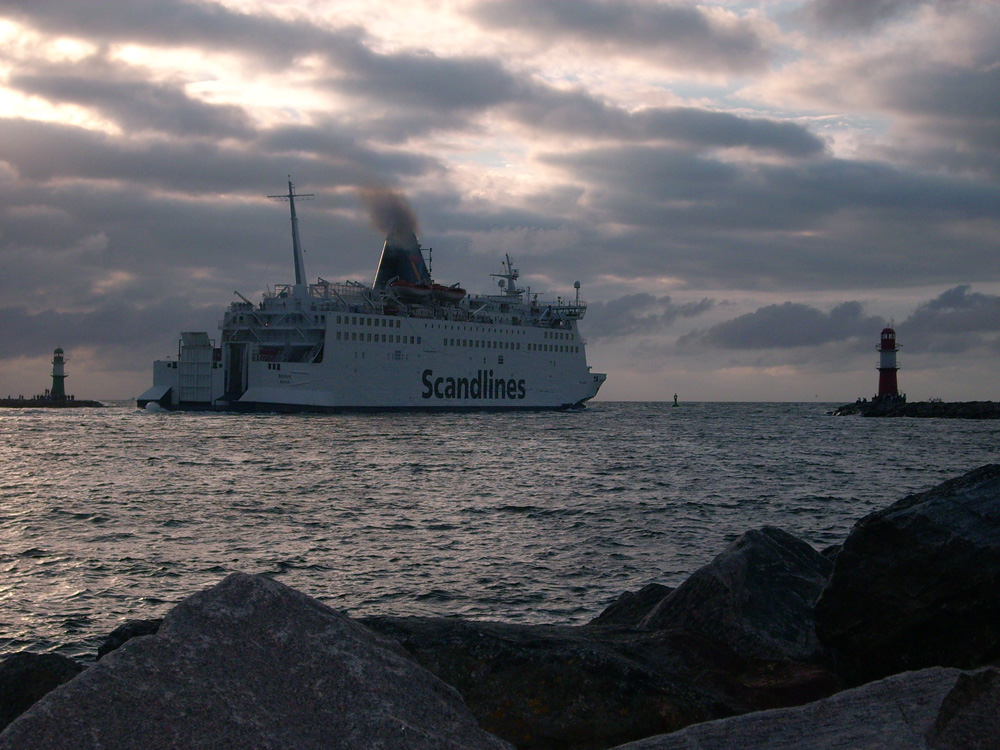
[[251, 279, 587, 327]]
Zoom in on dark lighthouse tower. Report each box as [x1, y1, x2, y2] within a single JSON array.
[[876, 327, 900, 400], [51, 347, 67, 400]]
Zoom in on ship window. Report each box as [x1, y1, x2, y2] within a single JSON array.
[[417, 337, 422, 344], [336, 332, 341, 340], [352, 333, 357, 341], [498, 355, 504, 365], [367, 333, 372, 341]]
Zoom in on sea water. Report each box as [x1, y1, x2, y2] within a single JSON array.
[[2, 402, 998, 661]]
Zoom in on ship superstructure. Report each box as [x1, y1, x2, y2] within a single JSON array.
[[138, 182, 606, 412]]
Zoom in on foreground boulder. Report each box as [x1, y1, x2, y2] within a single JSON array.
[[0, 573, 512, 750], [96, 618, 162, 659], [588, 583, 673, 628], [364, 613, 839, 750], [613, 666, 1000, 750], [639, 527, 832, 663], [0, 653, 83, 732], [363, 616, 723, 750], [816, 464, 1000, 684]]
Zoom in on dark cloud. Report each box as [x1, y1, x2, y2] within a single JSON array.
[[0, 300, 218, 363], [585, 293, 713, 338], [8, 56, 253, 138], [511, 89, 825, 157], [536, 144, 1000, 288], [0, 116, 438, 191], [898, 285, 1000, 353], [680, 301, 883, 349], [4, 0, 516, 120], [788, 4, 1000, 176], [470, 0, 771, 72], [0, 0, 346, 67], [800, 0, 929, 33], [324, 46, 519, 114], [881, 56, 1000, 165]]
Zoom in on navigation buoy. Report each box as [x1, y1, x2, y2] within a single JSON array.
[[672, 393, 679, 407]]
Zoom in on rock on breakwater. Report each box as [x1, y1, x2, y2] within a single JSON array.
[[3, 464, 1000, 749], [0, 573, 512, 750], [614, 666, 1000, 750], [833, 400, 1000, 418], [816, 463, 1000, 685]]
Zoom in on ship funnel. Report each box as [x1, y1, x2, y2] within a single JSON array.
[[372, 228, 431, 290]]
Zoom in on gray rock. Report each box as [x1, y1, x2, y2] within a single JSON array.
[[816, 464, 1000, 684], [0, 652, 83, 731], [364, 612, 840, 750], [640, 527, 832, 663], [612, 666, 1000, 750], [96, 618, 162, 659], [925, 667, 1000, 750], [363, 615, 722, 750], [588, 583, 673, 628], [0, 573, 512, 750]]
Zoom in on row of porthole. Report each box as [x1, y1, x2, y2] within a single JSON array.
[[336, 331, 421, 344]]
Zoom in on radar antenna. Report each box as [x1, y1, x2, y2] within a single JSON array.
[[491, 254, 523, 297], [268, 178, 314, 288]]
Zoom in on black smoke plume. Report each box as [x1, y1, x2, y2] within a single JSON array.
[[360, 186, 418, 236]]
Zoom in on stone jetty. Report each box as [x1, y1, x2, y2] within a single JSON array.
[[833, 400, 999, 418], [2, 464, 1000, 749], [0, 397, 104, 409]]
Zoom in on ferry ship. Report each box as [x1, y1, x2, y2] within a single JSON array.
[[137, 182, 606, 412]]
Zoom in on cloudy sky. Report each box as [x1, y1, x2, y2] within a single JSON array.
[[1, 0, 998, 402]]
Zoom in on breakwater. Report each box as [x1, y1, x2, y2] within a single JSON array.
[[833, 400, 999, 418], [0, 398, 104, 409]]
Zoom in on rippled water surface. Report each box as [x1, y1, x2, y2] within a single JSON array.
[[2, 402, 998, 660]]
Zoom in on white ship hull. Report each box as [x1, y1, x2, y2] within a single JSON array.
[[138, 182, 605, 413]]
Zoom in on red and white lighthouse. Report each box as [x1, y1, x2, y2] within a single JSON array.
[[876, 327, 900, 399]]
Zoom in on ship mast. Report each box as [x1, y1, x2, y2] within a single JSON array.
[[491, 254, 524, 297], [268, 178, 313, 293]]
